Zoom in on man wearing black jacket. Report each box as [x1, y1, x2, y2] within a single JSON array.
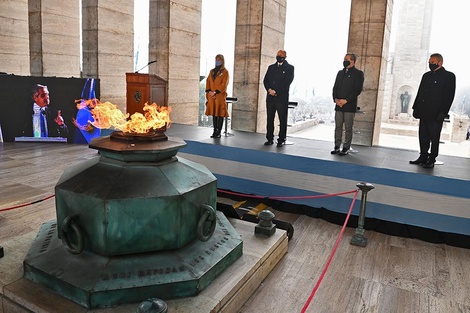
[[331, 53, 364, 155], [410, 53, 456, 168], [263, 50, 295, 147]]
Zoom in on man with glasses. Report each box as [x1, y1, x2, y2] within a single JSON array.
[[30, 84, 68, 138], [263, 50, 295, 147]]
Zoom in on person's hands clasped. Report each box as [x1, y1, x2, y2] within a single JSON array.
[[209, 91, 217, 99], [268, 88, 277, 96], [335, 99, 347, 108]]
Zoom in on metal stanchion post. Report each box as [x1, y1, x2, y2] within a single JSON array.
[[350, 182, 375, 247], [285, 102, 298, 145], [224, 97, 237, 137]]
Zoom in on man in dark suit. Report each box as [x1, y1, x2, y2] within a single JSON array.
[[331, 53, 364, 155], [410, 53, 456, 168], [27, 84, 68, 138], [263, 49, 295, 147]]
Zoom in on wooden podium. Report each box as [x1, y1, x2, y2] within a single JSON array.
[[126, 73, 167, 115]]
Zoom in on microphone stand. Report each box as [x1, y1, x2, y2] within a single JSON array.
[[135, 60, 157, 73]]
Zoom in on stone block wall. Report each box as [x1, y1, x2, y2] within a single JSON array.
[[82, 0, 133, 110], [149, 0, 202, 125], [0, 0, 30, 75], [232, 0, 287, 133], [29, 0, 81, 77], [348, 0, 389, 146]]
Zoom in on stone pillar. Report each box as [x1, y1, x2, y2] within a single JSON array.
[[82, 0, 133, 109], [0, 0, 30, 75], [149, 0, 202, 124], [232, 0, 287, 133], [29, 0, 81, 77], [348, 0, 392, 146]]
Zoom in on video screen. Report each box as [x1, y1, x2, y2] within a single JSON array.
[[0, 75, 100, 144]]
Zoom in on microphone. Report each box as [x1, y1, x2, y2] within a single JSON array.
[[135, 60, 157, 73]]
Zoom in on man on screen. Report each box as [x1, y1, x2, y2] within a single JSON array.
[[30, 84, 68, 138]]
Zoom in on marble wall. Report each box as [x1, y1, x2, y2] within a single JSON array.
[[232, 0, 287, 133], [149, 0, 202, 125], [82, 0, 134, 110], [0, 0, 31, 75], [29, 0, 81, 77]]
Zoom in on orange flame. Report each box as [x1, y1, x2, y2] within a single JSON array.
[[76, 99, 171, 133]]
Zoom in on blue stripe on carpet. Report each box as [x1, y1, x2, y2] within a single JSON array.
[[181, 141, 470, 199], [215, 174, 470, 236]]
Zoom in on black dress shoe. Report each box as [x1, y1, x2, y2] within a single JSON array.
[[276, 141, 284, 147], [339, 149, 349, 156], [264, 140, 274, 145], [409, 158, 427, 165], [422, 160, 435, 168], [331, 149, 340, 155]]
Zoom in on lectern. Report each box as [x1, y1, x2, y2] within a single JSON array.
[[126, 73, 167, 115]]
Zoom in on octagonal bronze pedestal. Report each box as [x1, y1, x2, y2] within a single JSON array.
[[23, 135, 243, 309]]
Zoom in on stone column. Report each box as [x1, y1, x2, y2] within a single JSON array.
[[232, 0, 287, 133], [347, 0, 392, 146], [82, 0, 133, 109], [29, 0, 81, 77], [149, 0, 202, 124], [0, 0, 30, 75]]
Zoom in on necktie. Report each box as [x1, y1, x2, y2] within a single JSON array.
[[40, 110, 48, 137]]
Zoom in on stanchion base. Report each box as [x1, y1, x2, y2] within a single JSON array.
[[350, 235, 367, 247], [284, 140, 294, 145]]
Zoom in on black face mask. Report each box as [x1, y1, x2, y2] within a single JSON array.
[[429, 63, 439, 71], [276, 56, 285, 63], [343, 60, 351, 68]]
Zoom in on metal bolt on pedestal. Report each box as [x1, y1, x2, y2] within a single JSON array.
[[350, 182, 375, 247], [255, 209, 276, 237], [136, 298, 168, 313]]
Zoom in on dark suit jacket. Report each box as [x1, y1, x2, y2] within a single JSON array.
[[332, 66, 364, 113], [263, 60, 295, 104], [23, 105, 69, 138], [412, 67, 456, 121]]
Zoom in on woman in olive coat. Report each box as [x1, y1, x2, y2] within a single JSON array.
[[205, 54, 229, 138]]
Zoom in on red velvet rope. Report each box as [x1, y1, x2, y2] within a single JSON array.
[[0, 194, 55, 212], [1, 188, 362, 312], [1, 188, 360, 213], [300, 189, 360, 312], [218, 188, 359, 200]]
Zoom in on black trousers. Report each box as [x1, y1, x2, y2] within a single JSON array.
[[418, 119, 444, 162], [266, 100, 288, 143]]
